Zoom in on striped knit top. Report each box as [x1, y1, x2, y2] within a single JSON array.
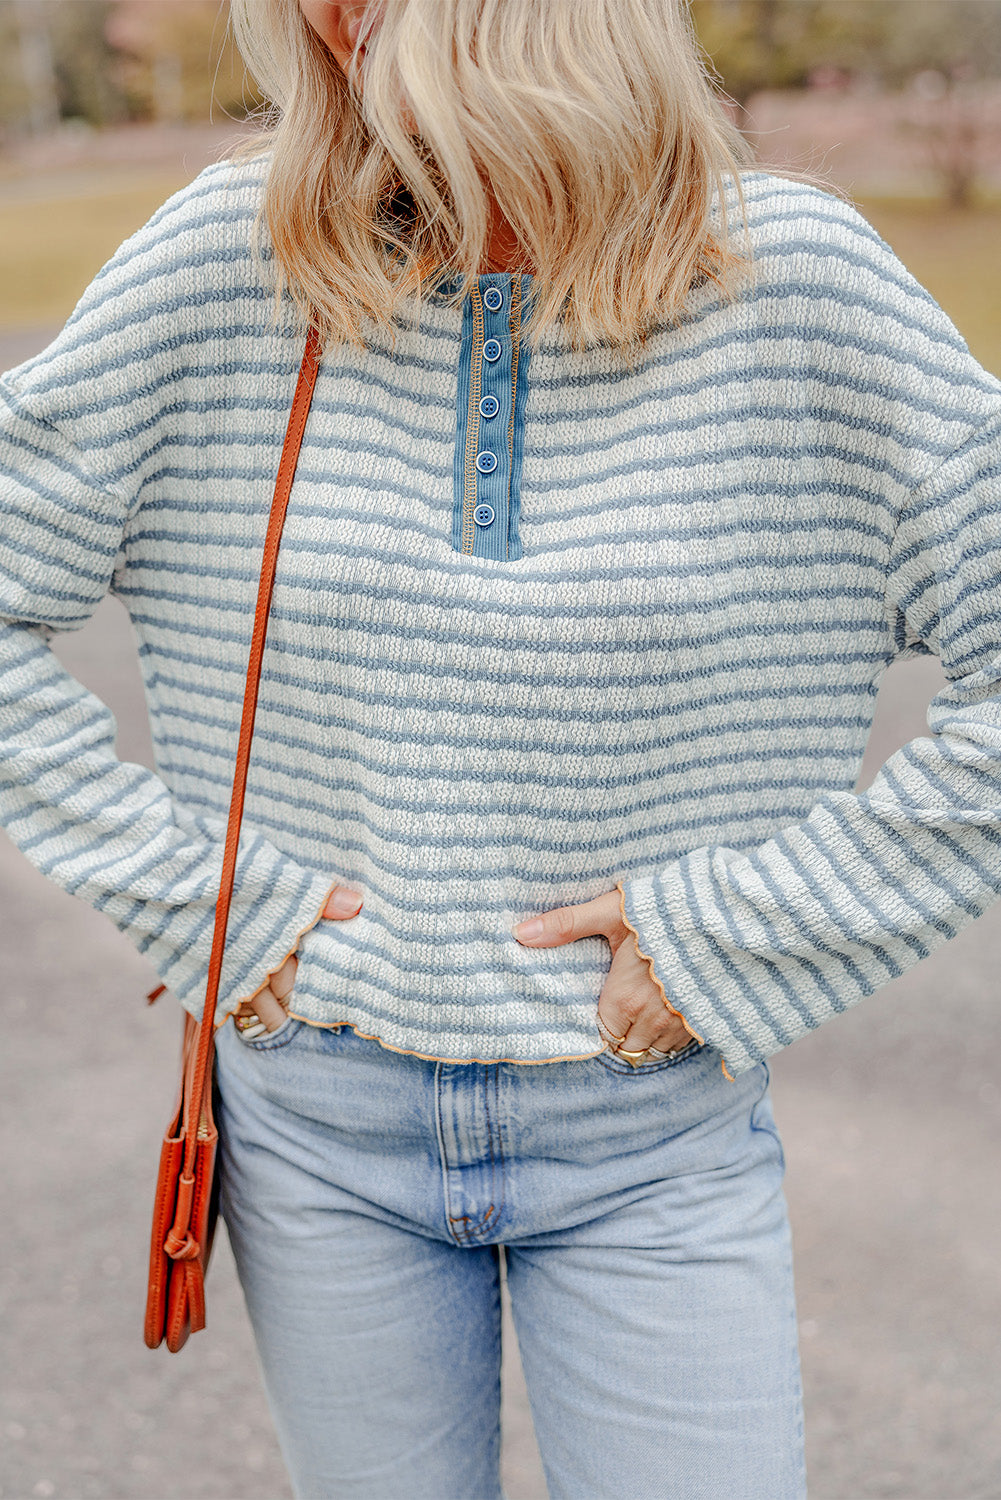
[[2, 153, 1001, 1081]]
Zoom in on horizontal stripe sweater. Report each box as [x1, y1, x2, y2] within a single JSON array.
[[2, 153, 1000, 1080]]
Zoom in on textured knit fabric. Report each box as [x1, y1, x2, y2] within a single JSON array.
[[2, 152, 1000, 1080]]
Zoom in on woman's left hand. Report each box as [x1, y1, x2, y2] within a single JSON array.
[[512, 888, 700, 1061]]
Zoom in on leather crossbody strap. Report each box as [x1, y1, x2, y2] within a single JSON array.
[[179, 323, 323, 1172]]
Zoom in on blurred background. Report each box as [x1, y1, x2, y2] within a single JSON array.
[[1, 3, 1000, 1498]]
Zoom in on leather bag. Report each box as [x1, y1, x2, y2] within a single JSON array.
[[144, 323, 323, 1352]]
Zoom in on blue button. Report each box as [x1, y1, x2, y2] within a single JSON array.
[[482, 338, 502, 362], [483, 286, 504, 312], [478, 394, 500, 419], [475, 450, 498, 474], [474, 503, 495, 527]]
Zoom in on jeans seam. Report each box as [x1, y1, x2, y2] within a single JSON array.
[[482, 1064, 505, 1238], [436, 1064, 506, 1246], [448, 1066, 505, 1243], [434, 1064, 460, 1244]]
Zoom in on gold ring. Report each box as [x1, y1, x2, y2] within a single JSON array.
[[595, 1014, 627, 1047], [616, 1047, 649, 1062]]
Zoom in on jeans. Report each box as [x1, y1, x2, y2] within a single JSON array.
[[214, 1014, 808, 1500]]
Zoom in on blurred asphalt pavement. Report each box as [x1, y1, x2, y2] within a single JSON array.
[[1, 327, 1000, 1500]]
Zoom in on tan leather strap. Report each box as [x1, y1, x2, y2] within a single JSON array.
[[178, 323, 323, 1175]]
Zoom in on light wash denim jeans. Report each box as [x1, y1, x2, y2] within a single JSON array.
[[214, 1014, 807, 1500]]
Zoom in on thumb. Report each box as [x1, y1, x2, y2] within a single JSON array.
[[512, 892, 615, 947], [323, 885, 364, 919]]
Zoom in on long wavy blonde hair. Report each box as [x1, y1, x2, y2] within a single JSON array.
[[225, 0, 762, 362]]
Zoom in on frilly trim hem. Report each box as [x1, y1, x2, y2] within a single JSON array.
[[285, 1012, 612, 1067], [614, 879, 735, 1083], [214, 880, 341, 1029]]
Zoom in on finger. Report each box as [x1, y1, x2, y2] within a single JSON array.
[[512, 889, 620, 947], [595, 1004, 628, 1046], [269, 953, 298, 1001], [598, 990, 699, 1055], [657, 999, 703, 1049], [257, 984, 290, 1032], [597, 927, 695, 1053], [597, 998, 648, 1051], [236, 983, 288, 1033], [594, 929, 657, 1041], [616, 1013, 667, 1056], [323, 886, 364, 919], [619, 1010, 696, 1058]]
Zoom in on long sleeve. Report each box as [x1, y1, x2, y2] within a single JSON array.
[[0, 175, 337, 1029], [618, 204, 1001, 1080]]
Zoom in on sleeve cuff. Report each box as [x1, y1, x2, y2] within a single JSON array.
[[616, 873, 741, 1080], [218, 876, 340, 1030], [147, 862, 340, 1031]]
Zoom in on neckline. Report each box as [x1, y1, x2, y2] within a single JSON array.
[[432, 268, 533, 293], [379, 187, 534, 289], [379, 248, 534, 303]]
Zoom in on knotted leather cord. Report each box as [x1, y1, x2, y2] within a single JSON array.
[[176, 323, 323, 1184]]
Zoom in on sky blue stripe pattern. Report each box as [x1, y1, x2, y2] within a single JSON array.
[[2, 153, 1001, 1076]]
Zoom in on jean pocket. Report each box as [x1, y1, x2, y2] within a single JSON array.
[[594, 1037, 705, 1075], [233, 1013, 305, 1051]]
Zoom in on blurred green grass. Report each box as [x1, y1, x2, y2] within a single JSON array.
[[857, 197, 1001, 374], [0, 177, 998, 375], [0, 174, 189, 329]]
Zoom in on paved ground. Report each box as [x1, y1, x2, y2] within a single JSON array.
[[2, 330, 1000, 1500]]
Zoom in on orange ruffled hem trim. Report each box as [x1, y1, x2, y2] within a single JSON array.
[[210, 886, 612, 1065], [614, 879, 735, 1083], [284, 1012, 611, 1068], [150, 881, 734, 1078]]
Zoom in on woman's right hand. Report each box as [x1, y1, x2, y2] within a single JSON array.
[[232, 884, 363, 1034]]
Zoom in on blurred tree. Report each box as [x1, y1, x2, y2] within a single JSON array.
[[847, 0, 1001, 86], [11, 0, 60, 135], [0, 5, 31, 137], [899, 67, 1001, 209], [691, 0, 1001, 203], [104, 0, 260, 124], [50, 0, 128, 127], [690, 0, 1001, 106], [0, 0, 252, 134], [689, 0, 860, 109], [0, 1, 124, 137]]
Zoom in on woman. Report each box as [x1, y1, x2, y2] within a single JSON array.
[[2, 0, 1000, 1495]]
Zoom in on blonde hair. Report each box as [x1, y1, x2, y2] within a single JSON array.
[[224, 0, 766, 362]]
